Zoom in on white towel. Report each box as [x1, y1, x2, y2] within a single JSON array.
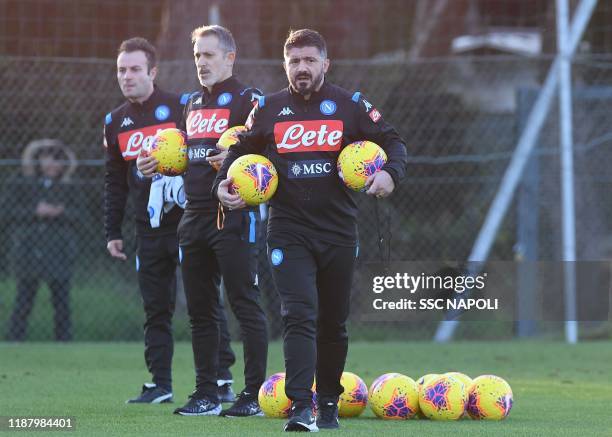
[[148, 175, 186, 228], [164, 175, 187, 210]]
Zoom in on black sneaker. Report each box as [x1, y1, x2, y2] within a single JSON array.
[[126, 383, 173, 404], [284, 404, 318, 432], [173, 393, 221, 416], [221, 390, 264, 417], [218, 382, 236, 403], [316, 397, 339, 429]]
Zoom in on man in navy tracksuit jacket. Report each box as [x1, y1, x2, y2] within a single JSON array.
[[214, 29, 407, 432], [137, 26, 268, 418]]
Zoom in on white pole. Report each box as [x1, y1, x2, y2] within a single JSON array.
[[209, 3, 221, 25], [556, 0, 579, 344], [434, 0, 598, 342]]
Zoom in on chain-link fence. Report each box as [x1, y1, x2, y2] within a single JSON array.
[[3, 0, 612, 342], [2, 53, 611, 341]]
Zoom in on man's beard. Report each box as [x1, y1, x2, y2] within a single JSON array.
[[292, 71, 324, 95]]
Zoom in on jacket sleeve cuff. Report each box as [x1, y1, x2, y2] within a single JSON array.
[[106, 231, 122, 242], [382, 165, 400, 188]]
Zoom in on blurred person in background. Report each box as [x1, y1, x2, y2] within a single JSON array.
[[6, 139, 80, 342]]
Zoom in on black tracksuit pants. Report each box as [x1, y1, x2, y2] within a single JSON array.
[[267, 231, 357, 406], [136, 233, 235, 391], [178, 209, 268, 398]]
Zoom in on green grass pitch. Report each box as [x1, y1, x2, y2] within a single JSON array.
[[1, 341, 611, 436]]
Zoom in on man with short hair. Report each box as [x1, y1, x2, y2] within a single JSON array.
[[214, 29, 407, 431], [138, 25, 268, 418], [104, 36, 236, 404]]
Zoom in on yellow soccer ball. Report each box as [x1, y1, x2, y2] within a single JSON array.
[[228, 154, 278, 206], [258, 373, 317, 418], [416, 373, 440, 419], [369, 373, 419, 420], [258, 373, 292, 418], [444, 372, 473, 418], [210, 125, 248, 171], [417, 373, 441, 395], [467, 375, 513, 420], [338, 372, 368, 417], [148, 128, 188, 176], [217, 125, 247, 150], [444, 372, 473, 391], [337, 140, 387, 191], [419, 374, 467, 420]]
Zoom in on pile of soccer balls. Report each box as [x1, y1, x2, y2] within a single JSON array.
[[258, 371, 513, 421]]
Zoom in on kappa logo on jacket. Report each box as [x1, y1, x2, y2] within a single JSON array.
[[117, 122, 175, 159], [274, 120, 343, 153], [120, 117, 134, 127], [186, 109, 230, 139], [277, 106, 294, 116]]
